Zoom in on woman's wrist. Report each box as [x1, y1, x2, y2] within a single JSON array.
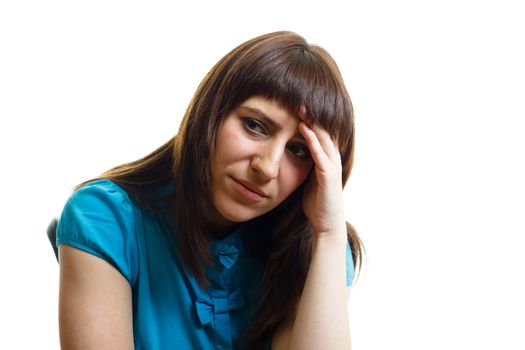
[[313, 223, 347, 243]]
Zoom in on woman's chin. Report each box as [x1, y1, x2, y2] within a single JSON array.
[[219, 208, 259, 224], [206, 202, 258, 230]]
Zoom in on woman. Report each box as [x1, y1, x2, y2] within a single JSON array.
[[56, 31, 363, 349]]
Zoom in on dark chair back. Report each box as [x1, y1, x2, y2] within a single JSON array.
[[47, 218, 59, 261]]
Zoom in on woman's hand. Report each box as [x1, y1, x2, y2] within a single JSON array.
[[298, 115, 346, 239], [277, 112, 351, 350]]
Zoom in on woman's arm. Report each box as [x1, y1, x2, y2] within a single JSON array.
[[272, 118, 352, 350], [272, 236, 351, 350], [58, 245, 134, 350]]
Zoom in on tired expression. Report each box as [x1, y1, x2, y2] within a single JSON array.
[[209, 96, 313, 229]]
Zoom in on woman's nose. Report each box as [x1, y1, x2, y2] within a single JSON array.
[[250, 143, 284, 181]]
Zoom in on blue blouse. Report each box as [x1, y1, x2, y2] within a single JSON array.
[[56, 180, 354, 349]]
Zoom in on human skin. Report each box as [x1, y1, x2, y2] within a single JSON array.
[[209, 96, 313, 230], [210, 96, 351, 349], [58, 96, 352, 350], [281, 116, 351, 350]]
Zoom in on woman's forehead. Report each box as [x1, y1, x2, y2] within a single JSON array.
[[237, 97, 302, 126], [236, 95, 305, 118]]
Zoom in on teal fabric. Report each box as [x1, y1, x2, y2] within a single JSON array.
[[56, 179, 354, 349]]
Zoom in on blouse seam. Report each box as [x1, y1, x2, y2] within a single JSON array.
[[56, 238, 134, 286]]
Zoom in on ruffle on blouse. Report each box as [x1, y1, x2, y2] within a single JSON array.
[[184, 228, 250, 349]]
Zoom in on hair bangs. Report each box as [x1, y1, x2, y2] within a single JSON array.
[[225, 42, 353, 149]]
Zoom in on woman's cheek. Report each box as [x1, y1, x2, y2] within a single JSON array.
[[220, 124, 252, 160], [283, 161, 311, 191]]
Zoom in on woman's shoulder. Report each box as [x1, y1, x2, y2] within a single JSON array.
[[57, 179, 140, 285], [66, 179, 140, 215], [73, 179, 131, 200]]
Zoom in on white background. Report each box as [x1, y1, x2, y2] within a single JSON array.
[[1, 1, 524, 349]]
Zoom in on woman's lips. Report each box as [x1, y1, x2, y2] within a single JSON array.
[[230, 177, 267, 202]]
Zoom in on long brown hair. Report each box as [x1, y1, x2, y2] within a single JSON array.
[[78, 31, 363, 348]]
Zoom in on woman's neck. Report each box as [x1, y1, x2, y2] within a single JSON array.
[[205, 206, 239, 240]]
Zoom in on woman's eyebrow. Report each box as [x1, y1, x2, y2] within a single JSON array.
[[240, 106, 282, 130], [239, 106, 305, 140]]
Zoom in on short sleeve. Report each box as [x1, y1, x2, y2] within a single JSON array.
[[56, 179, 139, 286], [346, 240, 355, 286]]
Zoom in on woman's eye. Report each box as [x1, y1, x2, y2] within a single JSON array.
[[243, 118, 266, 135], [287, 143, 311, 160]]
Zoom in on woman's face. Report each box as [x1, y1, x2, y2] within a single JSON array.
[[209, 96, 313, 229]]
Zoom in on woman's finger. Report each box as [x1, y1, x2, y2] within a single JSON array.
[[299, 122, 331, 171], [297, 106, 340, 161], [308, 123, 340, 162]]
